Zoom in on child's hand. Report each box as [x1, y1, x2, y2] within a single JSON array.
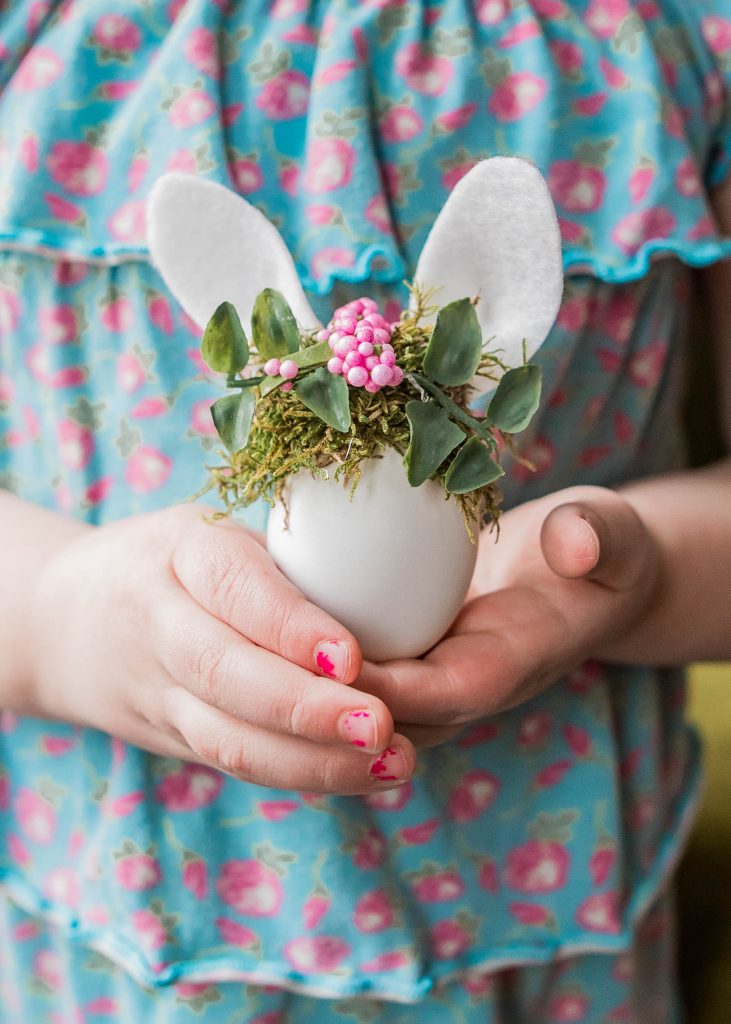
[[357, 486, 662, 748], [26, 505, 414, 793]]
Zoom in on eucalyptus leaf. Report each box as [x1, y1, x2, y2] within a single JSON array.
[[487, 364, 542, 433], [210, 390, 256, 453], [404, 400, 465, 487], [201, 301, 249, 375], [445, 437, 504, 494], [295, 367, 351, 433], [423, 297, 482, 387], [259, 340, 332, 397], [251, 288, 300, 361]]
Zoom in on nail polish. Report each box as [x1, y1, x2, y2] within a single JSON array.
[[369, 747, 408, 783], [314, 640, 349, 682], [339, 709, 377, 751]]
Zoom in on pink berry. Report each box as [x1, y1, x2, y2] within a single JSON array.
[[341, 334, 358, 351], [280, 381, 294, 391], [365, 355, 380, 370], [316, 329, 331, 342], [367, 313, 386, 328], [333, 306, 349, 319], [263, 358, 281, 376], [327, 356, 344, 375], [339, 317, 357, 335], [379, 349, 396, 367], [329, 329, 343, 343], [359, 297, 378, 312], [390, 365, 404, 386], [347, 366, 369, 387], [350, 299, 365, 314], [365, 379, 380, 393], [355, 326, 374, 344], [358, 341, 374, 356], [371, 364, 393, 387], [279, 359, 298, 380], [373, 328, 391, 346], [344, 350, 365, 368]]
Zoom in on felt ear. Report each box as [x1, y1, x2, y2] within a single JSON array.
[[146, 173, 321, 335], [413, 157, 563, 397]]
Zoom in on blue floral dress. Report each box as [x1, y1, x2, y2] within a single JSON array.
[[1, 1, 731, 1021]]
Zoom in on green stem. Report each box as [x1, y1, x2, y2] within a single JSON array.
[[407, 373, 496, 448], [227, 376, 264, 389]]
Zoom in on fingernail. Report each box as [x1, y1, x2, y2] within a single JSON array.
[[339, 709, 377, 751], [315, 640, 350, 682], [369, 746, 408, 783]]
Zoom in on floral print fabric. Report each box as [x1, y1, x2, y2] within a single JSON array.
[[0, 0, 730, 1017]]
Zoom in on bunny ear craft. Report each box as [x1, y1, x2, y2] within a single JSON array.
[[413, 157, 564, 399], [146, 173, 321, 335]]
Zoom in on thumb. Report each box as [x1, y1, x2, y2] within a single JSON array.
[[539, 494, 656, 592]]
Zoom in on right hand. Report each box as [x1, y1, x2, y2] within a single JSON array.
[[26, 504, 415, 793]]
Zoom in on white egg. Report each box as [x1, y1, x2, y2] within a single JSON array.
[[266, 448, 479, 662]]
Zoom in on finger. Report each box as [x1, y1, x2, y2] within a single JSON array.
[[173, 516, 362, 683], [169, 688, 416, 794], [152, 587, 394, 754], [540, 496, 656, 591]]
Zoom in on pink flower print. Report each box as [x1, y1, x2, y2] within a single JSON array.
[[19, 133, 39, 172], [0, 371, 13, 403], [232, 159, 264, 195], [125, 445, 172, 494], [548, 992, 590, 1020], [549, 161, 606, 214], [101, 296, 134, 332], [8, 832, 31, 866], [279, 165, 299, 196], [365, 194, 392, 233], [58, 420, 93, 471], [108, 200, 146, 243], [505, 840, 570, 893], [256, 69, 309, 120], [550, 40, 583, 76], [258, 799, 299, 821], [40, 305, 78, 345], [611, 207, 676, 256], [535, 759, 572, 788], [448, 770, 499, 822], [15, 788, 56, 844], [12, 46, 63, 92], [115, 853, 162, 891], [184, 27, 219, 78], [54, 261, 88, 286], [284, 936, 351, 973], [98, 80, 139, 101], [584, 0, 630, 38], [629, 163, 655, 204], [48, 141, 108, 197], [533, 0, 567, 11], [310, 246, 356, 280], [190, 398, 217, 437], [476, 0, 510, 25], [576, 891, 621, 933], [217, 860, 285, 917], [166, 148, 197, 174], [272, 0, 307, 17], [353, 889, 395, 933], [400, 818, 440, 845], [131, 396, 167, 419], [675, 156, 701, 197], [518, 711, 552, 751], [702, 15, 731, 54], [614, 411, 633, 445], [442, 159, 478, 191], [92, 14, 141, 55], [316, 59, 357, 87], [183, 858, 208, 899], [117, 351, 146, 393], [147, 294, 174, 334], [395, 43, 453, 96], [169, 89, 216, 128], [155, 764, 223, 811], [103, 790, 143, 818], [478, 858, 499, 892], [222, 102, 244, 126], [33, 949, 62, 991], [42, 867, 80, 907], [363, 780, 413, 811], [413, 870, 465, 903], [167, 0, 187, 20], [574, 93, 607, 116], [353, 828, 387, 870], [0, 285, 20, 333], [499, 21, 541, 47], [431, 919, 472, 960], [215, 917, 258, 948], [306, 204, 337, 226], [380, 104, 424, 143], [303, 893, 330, 929], [359, 950, 411, 973], [510, 902, 551, 926], [436, 102, 477, 132], [131, 909, 168, 952], [45, 193, 84, 226], [600, 57, 629, 89], [628, 342, 666, 388], [563, 723, 592, 757], [304, 138, 355, 193], [128, 152, 149, 193], [590, 846, 616, 887], [603, 289, 636, 346], [489, 72, 547, 121]]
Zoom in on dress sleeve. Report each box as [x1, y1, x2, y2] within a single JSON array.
[[687, 3, 731, 189]]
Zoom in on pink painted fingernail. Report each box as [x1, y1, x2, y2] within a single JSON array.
[[315, 640, 350, 682], [369, 747, 408, 783], [339, 709, 377, 751]]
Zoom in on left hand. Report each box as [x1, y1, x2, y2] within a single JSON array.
[[357, 485, 664, 748]]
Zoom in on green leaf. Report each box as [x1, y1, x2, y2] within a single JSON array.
[[487, 364, 542, 433], [404, 400, 465, 487], [210, 390, 256, 453], [258, 340, 332, 397], [445, 437, 504, 494], [294, 367, 351, 433], [201, 301, 249, 375], [251, 288, 300, 361], [423, 298, 482, 387]]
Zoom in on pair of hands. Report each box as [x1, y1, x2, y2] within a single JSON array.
[[26, 486, 661, 794]]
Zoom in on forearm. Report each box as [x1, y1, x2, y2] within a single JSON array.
[[0, 491, 89, 713], [606, 457, 731, 665]]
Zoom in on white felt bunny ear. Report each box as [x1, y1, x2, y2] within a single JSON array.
[[413, 157, 563, 398], [146, 173, 321, 335]]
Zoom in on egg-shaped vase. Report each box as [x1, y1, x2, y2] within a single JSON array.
[[266, 448, 479, 662]]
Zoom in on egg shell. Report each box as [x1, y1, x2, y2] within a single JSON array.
[[266, 448, 479, 662]]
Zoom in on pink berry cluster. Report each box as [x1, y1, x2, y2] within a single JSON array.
[[262, 356, 298, 391], [318, 297, 404, 393]]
